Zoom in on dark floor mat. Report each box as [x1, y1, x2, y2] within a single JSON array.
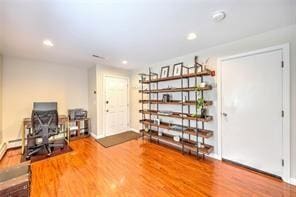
[[96, 131, 141, 148]]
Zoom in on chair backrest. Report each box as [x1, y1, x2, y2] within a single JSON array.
[[31, 102, 59, 134], [33, 102, 57, 111]]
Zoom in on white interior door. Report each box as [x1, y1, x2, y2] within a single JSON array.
[[104, 76, 128, 136], [221, 49, 283, 177]]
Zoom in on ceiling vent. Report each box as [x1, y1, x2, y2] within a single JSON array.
[[92, 54, 105, 59]]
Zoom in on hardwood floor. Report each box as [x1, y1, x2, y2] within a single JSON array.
[[0, 137, 295, 196]]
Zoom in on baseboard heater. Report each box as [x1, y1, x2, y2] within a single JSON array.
[[8, 138, 22, 149], [0, 142, 8, 160]]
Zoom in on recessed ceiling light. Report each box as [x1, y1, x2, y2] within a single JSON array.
[[187, 33, 197, 40], [43, 39, 54, 47], [212, 11, 226, 22], [122, 60, 128, 64]]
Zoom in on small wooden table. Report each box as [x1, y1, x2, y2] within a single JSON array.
[[22, 115, 69, 154]]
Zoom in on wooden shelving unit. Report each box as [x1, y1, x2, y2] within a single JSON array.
[[68, 118, 90, 141], [139, 58, 214, 158]]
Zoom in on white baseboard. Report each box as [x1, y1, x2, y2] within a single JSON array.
[[90, 132, 105, 139], [129, 128, 139, 133], [0, 143, 7, 160], [207, 153, 221, 160], [289, 178, 296, 186], [96, 134, 105, 139], [90, 132, 97, 139]]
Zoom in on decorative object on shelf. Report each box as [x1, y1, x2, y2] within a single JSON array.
[[211, 70, 215, 76], [195, 56, 203, 72], [144, 125, 149, 132], [162, 94, 171, 102], [179, 114, 187, 118], [205, 58, 210, 64], [171, 125, 184, 131], [68, 108, 87, 120], [198, 143, 205, 148], [193, 85, 207, 118], [158, 111, 173, 115], [199, 82, 207, 88], [168, 120, 174, 127], [173, 135, 180, 142], [199, 58, 209, 72], [160, 65, 170, 78], [153, 118, 160, 126], [182, 95, 187, 102], [173, 63, 183, 76]]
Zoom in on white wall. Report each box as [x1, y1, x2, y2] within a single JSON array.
[[88, 66, 97, 137], [0, 55, 2, 145], [2, 57, 89, 142], [89, 64, 131, 138], [130, 24, 296, 180]]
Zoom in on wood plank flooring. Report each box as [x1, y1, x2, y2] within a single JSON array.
[[0, 137, 295, 196]]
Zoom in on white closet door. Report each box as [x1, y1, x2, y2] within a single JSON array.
[[221, 49, 283, 177], [104, 76, 128, 136]]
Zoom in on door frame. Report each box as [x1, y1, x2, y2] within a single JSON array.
[[102, 74, 130, 137], [217, 43, 290, 183]]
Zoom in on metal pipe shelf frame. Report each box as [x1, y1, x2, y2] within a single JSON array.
[[138, 56, 214, 159]]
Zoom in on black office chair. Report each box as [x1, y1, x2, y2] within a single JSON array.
[[26, 102, 64, 159]]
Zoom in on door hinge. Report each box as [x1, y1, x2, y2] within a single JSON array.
[[282, 159, 284, 167], [281, 110, 284, 117], [281, 61, 284, 68]]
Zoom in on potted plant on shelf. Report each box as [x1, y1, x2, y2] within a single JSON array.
[[192, 84, 207, 118]]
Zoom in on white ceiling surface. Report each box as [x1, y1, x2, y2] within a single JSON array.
[[0, 0, 295, 69]]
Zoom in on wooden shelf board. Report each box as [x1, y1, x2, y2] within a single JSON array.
[[69, 118, 90, 122], [140, 119, 170, 129], [139, 100, 213, 106], [139, 120, 213, 138], [140, 110, 213, 122], [183, 128, 213, 138], [140, 129, 213, 154], [139, 70, 212, 84], [70, 133, 90, 141], [139, 85, 212, 94]]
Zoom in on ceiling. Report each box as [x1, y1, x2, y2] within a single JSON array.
[[0, 0, 295, 69]]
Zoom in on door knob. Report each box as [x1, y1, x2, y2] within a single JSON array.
[[222, 112, 228, 117], [106, 110, 109, 112], [106, 101, 109, 104]]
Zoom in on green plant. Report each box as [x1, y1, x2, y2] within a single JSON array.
[[192, 84, 206, 118], [196, 97, 205, 110], [195, 85, 205, 109]]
